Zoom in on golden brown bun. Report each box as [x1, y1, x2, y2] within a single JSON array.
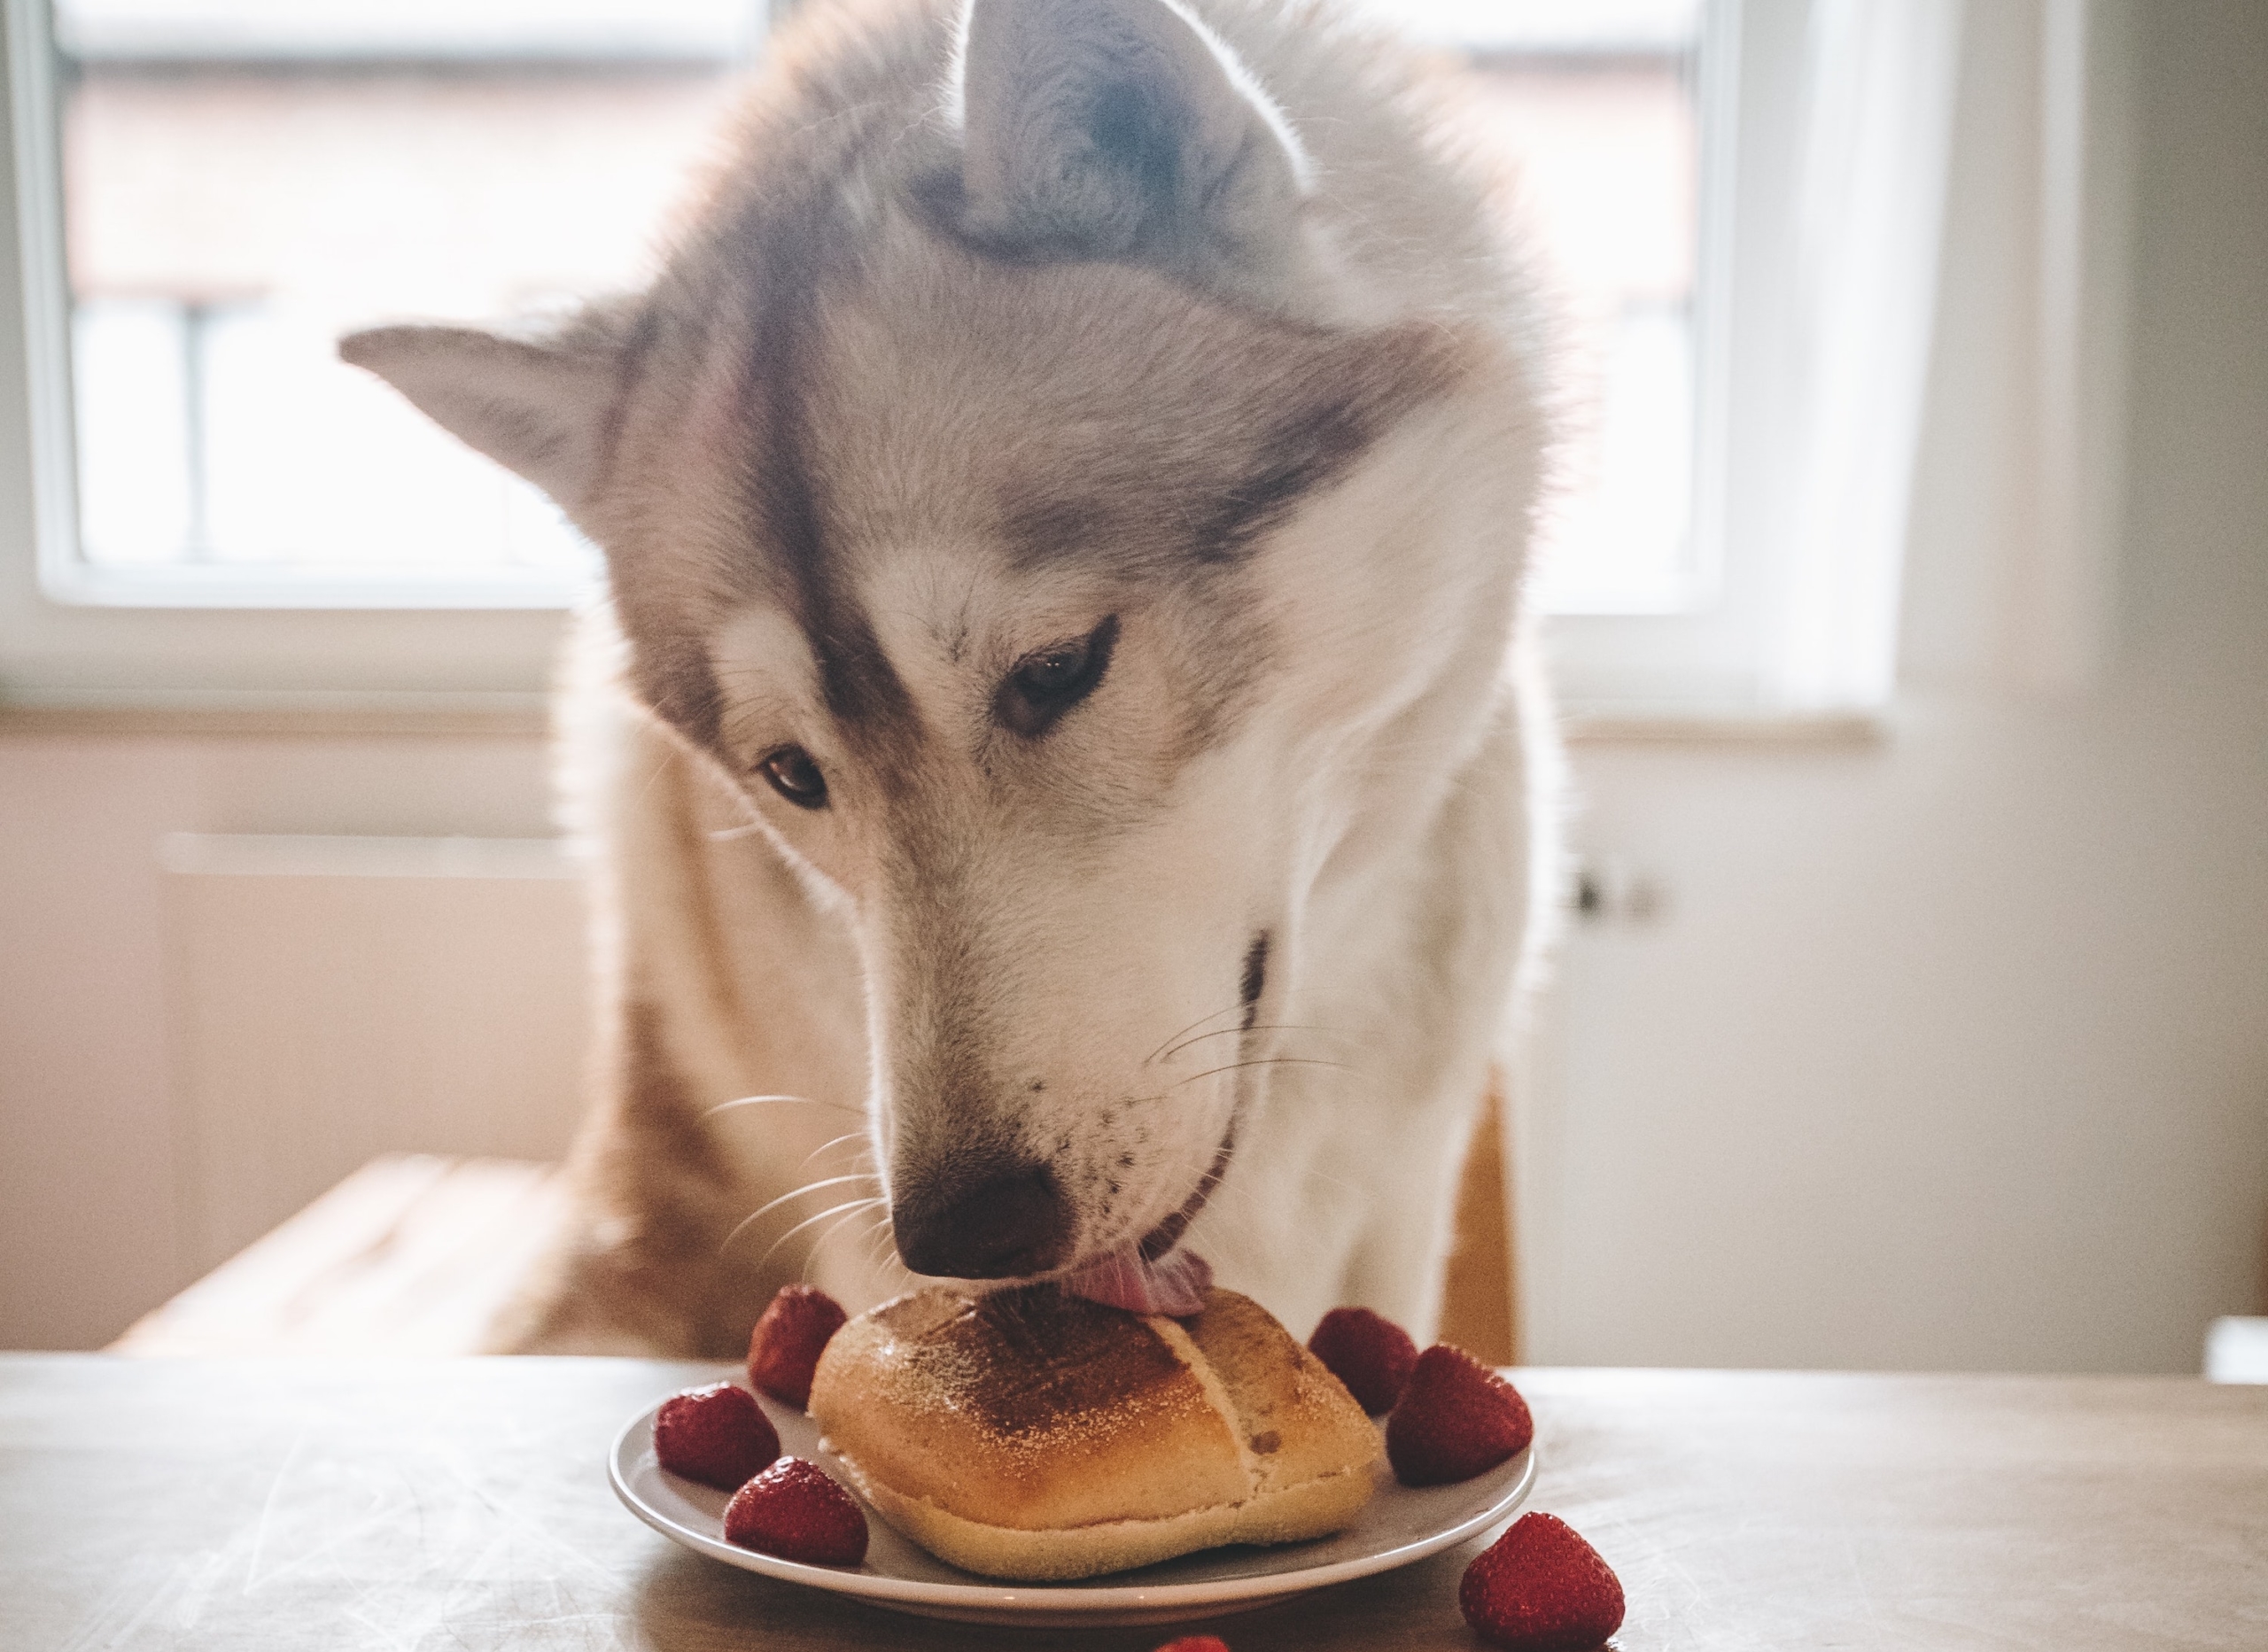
[[807, 1285, 1379, 1581]]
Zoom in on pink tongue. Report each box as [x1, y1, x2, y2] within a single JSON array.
[[1065, 1247, 1214, 1317]]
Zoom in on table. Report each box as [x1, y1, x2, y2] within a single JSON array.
[[3, 1356, 2263, 1649]]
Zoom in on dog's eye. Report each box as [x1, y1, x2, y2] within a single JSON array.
[[997, 616, 1119, 738], [757, 745, 829, 810]]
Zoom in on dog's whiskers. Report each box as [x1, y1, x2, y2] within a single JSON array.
[[1158, 1022, 1335, 1063], [1167, 1056, 1353, 1092], [1143, 1001, 1248, 1066], [858, 1220, 894, 1276], [703, 1092, 862, 1120], [757, 1197, 887, 1274], [801, 1201, 883, 1284], [796, 1131, 871, 1175], [857, 1210, 913, 1285], [719, 1173, 877, 1256]]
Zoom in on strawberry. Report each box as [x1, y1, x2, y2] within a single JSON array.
[[723, 1456, 870, 1566], [1152, 1640, 1232, 1652], [1308, 1305, 1419, 1414], [747, 1284, 849, 1410], [653, 1382, 781, 1492], [1384, 1344, 1534, 1486], [1459, 1512, 1625, 1650]]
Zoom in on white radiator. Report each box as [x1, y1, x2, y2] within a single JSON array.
[[160, 834, 591, 1275]]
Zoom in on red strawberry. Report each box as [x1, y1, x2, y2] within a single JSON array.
[[1309, 1306, 1419, 1414], [1385, 1344, 1534, 1486], [653, 1383, 781, 1492], [723, 1456, 869, 1566], [747, 1284, 849, 1410], [1152, 1640, 1232, 1652], [1459, 1512, 1625, 1650]]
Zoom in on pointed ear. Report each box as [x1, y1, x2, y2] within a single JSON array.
[[338, 321, 627, 511], [956, 0, 1308, 268]]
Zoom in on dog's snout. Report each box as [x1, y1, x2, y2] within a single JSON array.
[[893, 1160, 1073, 1280]]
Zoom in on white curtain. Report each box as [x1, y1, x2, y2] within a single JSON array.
[[1774, 0, 1969, 709]]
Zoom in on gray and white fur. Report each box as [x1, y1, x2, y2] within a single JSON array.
[[342, 0, 1560, 1356]]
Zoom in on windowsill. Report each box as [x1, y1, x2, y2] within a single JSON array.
[[0, 691, 552, 739], [0, 693, 1890, 747], [1561, 706, 1888, 747], [39, 564, 594, 611]]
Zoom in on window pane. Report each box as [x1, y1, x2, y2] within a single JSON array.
[[1350, 0, 1707, 615], [53, 0, 761, 582], [71, 297, 192, 564]]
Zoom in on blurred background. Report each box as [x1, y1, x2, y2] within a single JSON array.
[[0, 0, 2262, 1372]]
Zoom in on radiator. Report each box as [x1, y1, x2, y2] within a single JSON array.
[[160, 834, 591, 1275]]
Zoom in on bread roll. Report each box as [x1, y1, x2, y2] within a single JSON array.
[[806, 1284, 1380, 1581]]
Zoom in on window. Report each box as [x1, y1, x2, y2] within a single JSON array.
[[1362, 0, 1708, 618], [32, 0, 1709, 613], [2, 0, 1980, 713]]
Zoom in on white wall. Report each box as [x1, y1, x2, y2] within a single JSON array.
[[0, 731, 554, 1348], [1521, 0, 2268, 1374]]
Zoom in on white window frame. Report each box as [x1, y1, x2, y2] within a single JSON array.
[[0, 0, 2128, 720]]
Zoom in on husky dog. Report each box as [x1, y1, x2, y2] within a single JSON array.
[[343, 0, 1557, 1356]]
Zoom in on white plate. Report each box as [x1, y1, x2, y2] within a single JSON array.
[[609, 1384, 1536, 1628]]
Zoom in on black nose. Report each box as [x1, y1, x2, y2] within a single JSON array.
[[893, 1160, 1073, 1279]]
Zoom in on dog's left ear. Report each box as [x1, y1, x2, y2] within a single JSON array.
[[955, 0, 1309, 278], [338, 316, 630, 513]]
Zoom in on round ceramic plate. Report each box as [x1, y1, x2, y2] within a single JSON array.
[[609, 1384, 1536, 1628]]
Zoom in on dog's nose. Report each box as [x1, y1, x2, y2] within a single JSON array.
[[893, 1160, 1073, 1279]]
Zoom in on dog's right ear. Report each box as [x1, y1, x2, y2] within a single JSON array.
[[954, 0, 1309, 277], [338, 319, 628, 513]]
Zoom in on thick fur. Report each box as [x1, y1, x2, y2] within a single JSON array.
[[343, 0, 1559, 1357]]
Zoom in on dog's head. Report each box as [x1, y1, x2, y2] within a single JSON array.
[[345, 0, 1531, 1302]]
